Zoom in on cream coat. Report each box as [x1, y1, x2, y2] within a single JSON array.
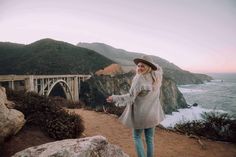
[[112, 67, 165, 129]]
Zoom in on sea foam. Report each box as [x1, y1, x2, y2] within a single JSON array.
[[178, 88, 207, 93], [160, 106, 226, 128]]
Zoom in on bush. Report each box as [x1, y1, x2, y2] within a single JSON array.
[[51, 96, 83, 109], [79, 101, 125, 117], [44, 110, 84, 140], [174, 111, 236, 143], [6, 89, 84, 140], [103, 104, 125, 116]]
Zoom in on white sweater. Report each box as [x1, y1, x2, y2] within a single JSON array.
[[112, 68, 165, 129]]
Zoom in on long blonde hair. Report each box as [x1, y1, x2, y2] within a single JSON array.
[[136, 63, 158, 84]]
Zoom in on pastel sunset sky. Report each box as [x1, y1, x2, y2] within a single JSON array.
[[0, 0, 235, 73]]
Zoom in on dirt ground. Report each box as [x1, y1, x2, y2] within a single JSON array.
[[0, 125, 55, 157], [1, 109, 236, 157]]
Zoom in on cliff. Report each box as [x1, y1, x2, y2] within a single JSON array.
[[79, 72, 187, 114], [160, 75, 187, 113]]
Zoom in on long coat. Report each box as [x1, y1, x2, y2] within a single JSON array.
[[112, 68, 165, 129]]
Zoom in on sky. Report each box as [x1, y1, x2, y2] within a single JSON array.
[[0, 0, 236, 74]]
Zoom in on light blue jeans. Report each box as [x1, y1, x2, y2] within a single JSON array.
[[133, 127, 155, 157]]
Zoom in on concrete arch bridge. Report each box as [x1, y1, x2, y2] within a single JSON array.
[[0, 74, 91, 101]]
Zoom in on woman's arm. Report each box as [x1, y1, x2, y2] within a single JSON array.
[[109, 75, 142, 107]]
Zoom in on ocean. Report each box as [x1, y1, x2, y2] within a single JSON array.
[[161, 73, 236, 128]]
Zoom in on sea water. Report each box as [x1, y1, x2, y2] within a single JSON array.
[[161, 73, 236, 128]]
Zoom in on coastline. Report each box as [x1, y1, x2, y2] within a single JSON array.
[[160, 106, 227, 128], [177, 74, 236, 117], [164, 73, 236, 128]]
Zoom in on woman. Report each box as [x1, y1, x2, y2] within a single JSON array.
[[106, 55, 165, 157]]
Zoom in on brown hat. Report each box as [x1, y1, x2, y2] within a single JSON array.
[[133, 55, 158, 71]]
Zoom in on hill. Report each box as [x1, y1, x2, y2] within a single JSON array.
[[77, 42, 212, 85], [0, 38, 188, 113], [0, 39, 114, 75]]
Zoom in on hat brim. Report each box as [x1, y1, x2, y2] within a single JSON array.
[[133, 58, 157, 71]]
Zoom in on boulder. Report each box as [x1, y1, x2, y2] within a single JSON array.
[[0, 86, 15, 108], [0, 87, 25, 144], [12, 135, 129, 157]]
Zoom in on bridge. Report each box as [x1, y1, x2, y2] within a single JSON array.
[[0, 74, 91, 101]]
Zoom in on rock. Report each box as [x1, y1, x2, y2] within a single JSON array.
[[192, 103, 198, 107], [187, 104, 191, 108], [0, 86, 15, 109], [12, 135, 129, 157], [0, 87, 25, 144], [96, 63, 123, 76]]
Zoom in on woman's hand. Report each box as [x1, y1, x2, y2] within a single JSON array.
[[106, 96, 113, 103]]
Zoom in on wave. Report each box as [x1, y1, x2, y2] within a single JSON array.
[[160, 106, 227, 128], [178, 88, 207, 93]]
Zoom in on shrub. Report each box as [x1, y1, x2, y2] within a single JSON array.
[[51, 96, 83, 109], [44, 110, 84, 140], [80, 101, 125, 117], [6, 89, 84, 140], [103, 103, 125, 116], [174, 111, 236, 143]]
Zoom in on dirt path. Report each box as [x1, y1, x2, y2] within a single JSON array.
[[69, 109, 236, 157], [2, 108, 236, 157]]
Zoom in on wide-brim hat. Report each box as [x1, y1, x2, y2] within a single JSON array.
[[133, 55, 158, 71]]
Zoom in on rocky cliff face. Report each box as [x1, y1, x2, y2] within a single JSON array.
[[163, 69, 213, 85], [160, 76, 187, 113], [194, 73, 213, 82], [96, 64, 124, 76], [80, 73, 187, 114]]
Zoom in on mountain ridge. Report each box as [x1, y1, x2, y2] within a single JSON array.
[[78, 42, 181, 69], [77, 42, 212, 85], [0, 39, 114, 75]]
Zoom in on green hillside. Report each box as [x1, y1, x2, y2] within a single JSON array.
[[0, 39, 114, 75]]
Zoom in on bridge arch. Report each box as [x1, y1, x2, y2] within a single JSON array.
[[0, 74, 91, 101], [46, 80, 73, 100]]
